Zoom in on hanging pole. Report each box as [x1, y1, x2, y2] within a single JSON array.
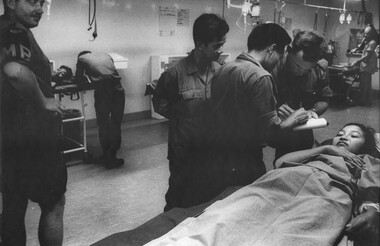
[[277, 0, 346, 12]]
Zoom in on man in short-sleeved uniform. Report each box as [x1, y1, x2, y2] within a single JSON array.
[[194, 23, 309, 205], [153, 14, 229, 211], [1, 0, 66, 245]]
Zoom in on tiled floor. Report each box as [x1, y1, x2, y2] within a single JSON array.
[[6, 95, 380, 245]]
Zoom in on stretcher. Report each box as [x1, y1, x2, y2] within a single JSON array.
[[53, 83, 95, 165], [92, 134, 380, 246]]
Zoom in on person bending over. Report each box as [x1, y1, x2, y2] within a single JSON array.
[[75, 51, 126, 169]]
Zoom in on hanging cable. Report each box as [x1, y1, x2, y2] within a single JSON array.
[[222, 0, 226, 19], [88, 0, 97, 41], [313, 9, 318, 31], [357, 12, 364, 26], [273, 0, 278, 23], [323, 10, 329, 36]]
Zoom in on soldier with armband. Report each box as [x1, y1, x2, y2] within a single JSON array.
[[0, 0, 66, 245]]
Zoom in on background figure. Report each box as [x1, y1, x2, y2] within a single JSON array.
[[0, 0, 66, 245], [271, 31, 332, 160], [349, 26, 378, 106], [152, 13, 229, 211], [52, 65, 73, 84], [188, 23, 309, 207], [75, 51, 125, 169]]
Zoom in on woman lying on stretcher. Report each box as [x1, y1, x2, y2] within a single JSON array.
[[145, 123, 379, 246]]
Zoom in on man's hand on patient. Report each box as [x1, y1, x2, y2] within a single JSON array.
[[345, 209, 379, 240]]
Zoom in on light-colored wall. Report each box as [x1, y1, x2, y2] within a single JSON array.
[[1, 0, 378, 120]]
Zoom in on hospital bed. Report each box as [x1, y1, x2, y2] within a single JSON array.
[[92, 133, 380, 246], [91, 186, 241, 246]]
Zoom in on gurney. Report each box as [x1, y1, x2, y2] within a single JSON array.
[[92, 132, 380, 246], [91, 186, 241, 246]]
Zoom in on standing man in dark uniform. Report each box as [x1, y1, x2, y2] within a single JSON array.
[[153, 13, 229, 211], [0, 0, 66, 245], [271, 31, 332, 160], [75, 51, 125, 169], [197, 23, 309, 205]]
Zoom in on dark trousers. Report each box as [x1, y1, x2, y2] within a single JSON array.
[[94, 83, 125, 160], [164, 157, 190, 212], [1, 112, 67, 245], [359, 71, 372, 105]]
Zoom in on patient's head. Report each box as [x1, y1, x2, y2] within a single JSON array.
[[332, 123, 376, 155]]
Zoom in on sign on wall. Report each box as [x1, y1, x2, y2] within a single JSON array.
[[159, 6, 177, 36], [177, 9, 190, 26]]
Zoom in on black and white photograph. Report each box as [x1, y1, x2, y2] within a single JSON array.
[[0, 0, 379, 245]]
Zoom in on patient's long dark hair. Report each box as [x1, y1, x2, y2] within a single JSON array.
[[343, 123, 377, 156]]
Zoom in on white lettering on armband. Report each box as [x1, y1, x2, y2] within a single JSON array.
[[2, 43, 31, 62]]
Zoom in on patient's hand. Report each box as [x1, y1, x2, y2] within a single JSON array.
[[323, 145, 365, 168], [345, 209, 379, 240]]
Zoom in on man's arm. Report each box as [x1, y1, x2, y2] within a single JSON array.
[[152, 71, 179, 119], [250, 75, 308, 131], [3, 61, 62, 114], [308, 59, 332, 117], [310, 101, 329, 116], [74, 59, 87, 83]]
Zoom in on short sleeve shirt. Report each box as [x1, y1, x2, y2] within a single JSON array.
[[1, 15, 53, 139]]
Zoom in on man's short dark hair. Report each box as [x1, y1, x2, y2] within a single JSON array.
[[289, 31, 327, 62], [193, 13, 229, 47], [78, 50, 91, 59], [59, 65, 73, 79], [247, 23, 291, 54]]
